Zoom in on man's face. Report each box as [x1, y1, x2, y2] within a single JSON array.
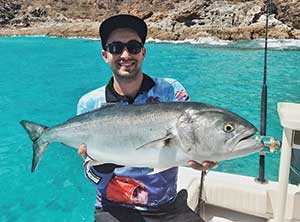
[[102, 28, 146, 79]]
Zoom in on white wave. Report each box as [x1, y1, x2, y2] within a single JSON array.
[[4, 35, 299, 49], [46, 36, 100, 41], [193, 37, 231, 46], [146, 38, 184, 44], [3, 35, 100, 41], [100, 36, 298, 49], [258, 39, 300, 49], [146, 37, 231, 45], [6, 35, 47, 38], [147, 37, 300, 49], [65, 36, 100, 41]]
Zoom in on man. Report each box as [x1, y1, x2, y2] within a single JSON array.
[[77, 14, 216, 222]]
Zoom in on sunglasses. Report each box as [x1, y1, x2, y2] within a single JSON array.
[[105, 40, 144, 55]]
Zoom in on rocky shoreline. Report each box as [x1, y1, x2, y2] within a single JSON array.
[[1, 0, 300, 41]]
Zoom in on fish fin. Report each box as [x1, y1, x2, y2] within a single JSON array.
[[136, 132, 175, 150], [20, 120, 48, 142], [32, 141, 49, 172], [20, 120, 49, 172]]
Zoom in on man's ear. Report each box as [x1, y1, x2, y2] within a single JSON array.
[[142, 47, 146, 57], [101, 50, 108, 63]]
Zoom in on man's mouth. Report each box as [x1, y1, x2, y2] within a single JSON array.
[[118, 60, 136, 68]]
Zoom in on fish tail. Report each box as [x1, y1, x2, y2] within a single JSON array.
[[20, 120, 49, 172]]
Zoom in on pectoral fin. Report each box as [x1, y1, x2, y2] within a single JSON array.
[[136, 133, 175, 150]]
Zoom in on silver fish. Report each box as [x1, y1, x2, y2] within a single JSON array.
[[20, 102, 262, 172]]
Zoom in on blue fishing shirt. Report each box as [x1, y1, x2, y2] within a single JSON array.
[[77, 74, 190, 210]]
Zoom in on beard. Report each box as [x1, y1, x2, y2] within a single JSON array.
[[113, 68, 140, 80], [111, 58, 142, 80]]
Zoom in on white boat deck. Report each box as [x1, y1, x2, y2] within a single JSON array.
[[201, 204, 266, 222], [177, 167, 300, 222]]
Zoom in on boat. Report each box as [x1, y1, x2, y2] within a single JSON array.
[[177, 102, 300, 222]]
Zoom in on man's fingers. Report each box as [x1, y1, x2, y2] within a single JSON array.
[[78, 143, 87, 158], [202, 160, 218, 169], [188, 160, 218, 171]]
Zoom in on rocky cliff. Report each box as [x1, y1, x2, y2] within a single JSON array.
[[0, 0, 299, 40]]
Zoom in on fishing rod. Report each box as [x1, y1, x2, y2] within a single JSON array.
[[256, 0, 271, 184]]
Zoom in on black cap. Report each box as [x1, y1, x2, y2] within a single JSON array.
[[99, 14, 148, 49]]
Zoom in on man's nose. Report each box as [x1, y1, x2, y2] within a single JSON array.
[[120, 47, 130, 58]]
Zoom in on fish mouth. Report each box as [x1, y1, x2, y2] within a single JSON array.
[[239, 132, 256, 142], [233, 128, 262, 151]]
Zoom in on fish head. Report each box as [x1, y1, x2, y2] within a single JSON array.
[[177, 106, 262, 162]]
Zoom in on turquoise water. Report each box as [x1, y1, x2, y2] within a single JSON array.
[[0, 36, 299, 221]]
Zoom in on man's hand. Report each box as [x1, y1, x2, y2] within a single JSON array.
[[78, 143, 87, 158], [188, 160, 218, 171]]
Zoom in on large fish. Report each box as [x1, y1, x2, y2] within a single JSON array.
[[20, 102, 262, 172]]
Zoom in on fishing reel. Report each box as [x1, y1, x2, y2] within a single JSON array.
[[257, 136, 281, 153]]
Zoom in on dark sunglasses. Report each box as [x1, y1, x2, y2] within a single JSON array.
[[105, 40, 144, 55]]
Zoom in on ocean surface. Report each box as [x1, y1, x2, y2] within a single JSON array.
[[0, 36, 299, 222]]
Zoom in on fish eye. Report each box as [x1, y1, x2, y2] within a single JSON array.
[[223, 123, 234, 133]]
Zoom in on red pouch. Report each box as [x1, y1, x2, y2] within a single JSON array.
[[106, 176, 148, 205]]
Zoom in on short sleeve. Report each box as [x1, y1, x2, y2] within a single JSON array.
[[165, 78, 190, 101], [77, 97, 88, 115]]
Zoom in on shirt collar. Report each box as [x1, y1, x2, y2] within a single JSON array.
[[105, 73, 155, 104]]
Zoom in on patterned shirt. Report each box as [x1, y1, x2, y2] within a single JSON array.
[[77, 74, 190, 210]]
